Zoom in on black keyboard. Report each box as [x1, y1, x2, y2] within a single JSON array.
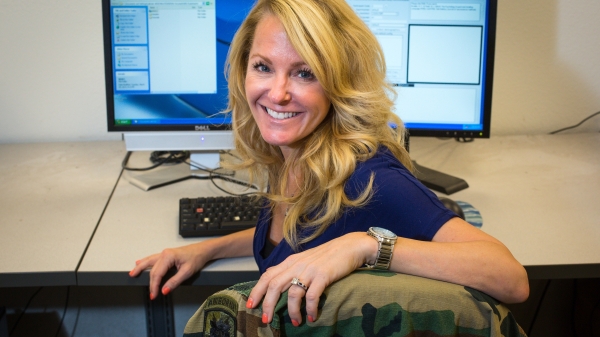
[[179, 195, 263, 237]]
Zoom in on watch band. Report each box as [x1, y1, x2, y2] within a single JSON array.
[[365, 227, 397, 270]]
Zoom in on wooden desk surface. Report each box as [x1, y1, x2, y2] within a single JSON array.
[[0, 141, 125, 287]]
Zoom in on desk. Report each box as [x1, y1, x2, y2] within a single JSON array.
[[75, 152, 262, 336], [410, 133, 600, 279], [1, 134, 598, 336], [77, 132, 600, 285], [77, 154, 261, 287], [0, 141, 125, 287]]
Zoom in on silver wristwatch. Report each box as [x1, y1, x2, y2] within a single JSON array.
[[365, 227, 397, 270]]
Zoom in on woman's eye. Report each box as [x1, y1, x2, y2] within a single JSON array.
[[297, 69, 315, 80], [253, 62, 270, 73]]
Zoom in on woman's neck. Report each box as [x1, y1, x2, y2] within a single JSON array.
[[268, 164, 302, 245]]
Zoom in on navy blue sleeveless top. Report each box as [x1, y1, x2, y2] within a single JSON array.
[[253, 147, 455, 274]]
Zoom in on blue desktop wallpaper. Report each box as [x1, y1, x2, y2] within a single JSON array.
[[111, 0, 254, 126]]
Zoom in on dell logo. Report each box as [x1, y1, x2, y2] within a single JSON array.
[[195, 125, 210, 131]]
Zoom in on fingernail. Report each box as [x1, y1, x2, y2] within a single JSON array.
[[246, 298, 253, 308], [162, 287, 171, 296], [308, 315, 315, 323], [262, 313, 268, 324], [129, 270, 134, 277], [291, 319, 300, 327], [149, 292, 156, 300], [135, 260, 141, 265]]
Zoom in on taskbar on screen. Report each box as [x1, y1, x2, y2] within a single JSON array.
[[115, 118, 231, 126]]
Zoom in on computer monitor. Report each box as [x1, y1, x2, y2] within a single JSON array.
[[346, 0, 497, 193], [103, 0, 497, 193], [365, 0, 497, 139], [102, 0, 253, 177]]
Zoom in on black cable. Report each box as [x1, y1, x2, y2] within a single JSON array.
[[528, 279, 551, 336], [123, 149, 257, 194], [184, 159, 234, 177], [184, 159, 259, 195], [209, 167, 260, 196], [221, 150, 242, 161], [121, 151, 189, 171], [53, 286, 71, 337], [184, 159, 218, 175], [454, 137, 474, 143], [9, 287, 43, 335], [149, 151, 189, 165], [549, 110, 600, 134]]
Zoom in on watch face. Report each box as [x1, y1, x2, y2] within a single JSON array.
[[371, 227, 397, 239]]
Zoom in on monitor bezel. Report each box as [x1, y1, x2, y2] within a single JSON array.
[[404, 0, 496, 139]]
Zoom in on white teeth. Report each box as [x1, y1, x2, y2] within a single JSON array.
[[266, 107, 298, 120]]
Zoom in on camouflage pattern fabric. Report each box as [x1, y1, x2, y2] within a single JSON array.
[[183, 270, 526, 337]]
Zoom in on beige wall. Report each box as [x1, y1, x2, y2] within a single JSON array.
[[493, 1, 600, 135], [1, 0, 599, 143]]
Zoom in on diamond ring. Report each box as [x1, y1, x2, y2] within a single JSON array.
[[290, 277, 308, 291]]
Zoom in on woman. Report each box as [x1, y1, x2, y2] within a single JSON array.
[[130, 0, 529, 327]]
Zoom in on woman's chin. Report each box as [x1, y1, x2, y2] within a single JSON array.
[[261, 135, 301, 150]]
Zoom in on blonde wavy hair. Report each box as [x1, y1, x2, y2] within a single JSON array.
[[224, 0, 412, 250]]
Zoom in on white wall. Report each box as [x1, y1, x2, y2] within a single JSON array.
[[493, 1, 600, 135], [1, 0, 599, 143], [0, 0, 121, 143]]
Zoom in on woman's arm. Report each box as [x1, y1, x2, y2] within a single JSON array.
[[130, 227, 255, 300], [248, 218, 529, 326], [384, 217, 530, 304]]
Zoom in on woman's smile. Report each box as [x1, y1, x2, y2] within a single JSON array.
[[265, 106, 299, 120]]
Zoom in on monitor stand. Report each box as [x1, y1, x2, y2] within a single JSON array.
[[124, 151, 235, 191], [405, 135, 469, 195]]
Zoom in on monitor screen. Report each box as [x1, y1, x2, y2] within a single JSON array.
[[103, 0, 496, 151], [102, 0, 255, 153], [362, 0, 497, 138]]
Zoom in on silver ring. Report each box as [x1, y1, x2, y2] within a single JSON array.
[[290, 277, 308, 291]]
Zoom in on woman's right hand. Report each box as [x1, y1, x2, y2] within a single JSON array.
[[129, 243, 210, 300], [129, 228, 256, 300]]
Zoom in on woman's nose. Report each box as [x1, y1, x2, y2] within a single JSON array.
[[268, 75, 291, 104]]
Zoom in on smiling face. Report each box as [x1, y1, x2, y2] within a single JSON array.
[[245, 14, 331, 159]]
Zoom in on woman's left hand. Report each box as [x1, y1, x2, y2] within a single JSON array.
[[246, 232, 376, 326]]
